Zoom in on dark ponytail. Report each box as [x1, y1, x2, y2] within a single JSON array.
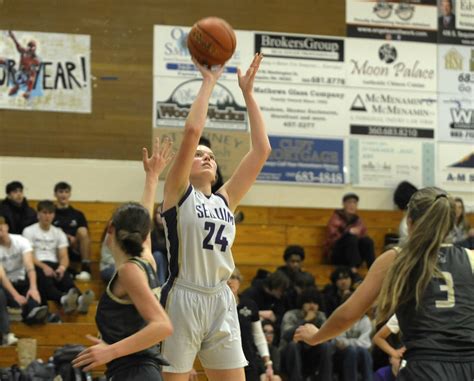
[[116, 230, 144, 257], [111, 202, 151, 257]]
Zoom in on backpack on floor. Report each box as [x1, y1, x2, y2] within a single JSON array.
[[0, 365, 29, 381], [53, 345, 91, 381], [25, 360, 55, 381]]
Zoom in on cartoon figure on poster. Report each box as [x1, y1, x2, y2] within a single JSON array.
[[0, 31, 41, 99]]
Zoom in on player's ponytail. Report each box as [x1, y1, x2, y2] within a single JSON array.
[[111, 202, 151, 257], [377, 187, 455, 324]]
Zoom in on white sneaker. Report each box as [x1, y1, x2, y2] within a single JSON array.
[[77, 290, 95, 314], [75, 271, 91, 281], [61, 288, 80, 314], [2, 332, 18, 346]]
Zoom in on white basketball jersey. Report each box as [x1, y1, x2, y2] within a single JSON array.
[[162, 185, 236, 288]]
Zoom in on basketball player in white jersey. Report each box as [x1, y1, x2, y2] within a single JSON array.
[[160, 53, 270, 381]]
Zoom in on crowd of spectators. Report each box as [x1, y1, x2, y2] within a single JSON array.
[[1, 179, 472, 381], [0, 181, 95, 346]]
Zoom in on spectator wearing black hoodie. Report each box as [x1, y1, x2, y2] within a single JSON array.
[[323, 267, 356, 317], [278, 245, 317, 311], [241, 270, 290, 334], [0, 181, 37, 235]]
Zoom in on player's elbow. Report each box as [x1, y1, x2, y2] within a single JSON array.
[[262, 143, 272, 159], [161, 319, 174, 338], [184, 123, 202, 138]]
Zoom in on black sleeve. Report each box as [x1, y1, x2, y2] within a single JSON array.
[[76, 210, 88, 229], [241, 297, 260, 323]]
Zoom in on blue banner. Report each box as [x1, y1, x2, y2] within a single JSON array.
[[258, 136, 344, 185]]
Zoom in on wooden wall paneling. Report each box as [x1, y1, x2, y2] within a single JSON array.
[[0, 0, 345, 160]]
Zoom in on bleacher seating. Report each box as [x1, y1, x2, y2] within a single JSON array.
[[2, 201, 471, 379]]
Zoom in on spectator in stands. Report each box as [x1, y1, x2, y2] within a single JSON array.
[[0, 216, 48, 324], [22, 200, 94, 314], [262, 320, 282, 377], [228, 268, 280, 381], [53, 182, 91, 281], [452, 197, 474, 249], [280, 287, 333, 381], [0, 264, 19, 346], [150, 203, 168, 284], [394, 181, 418, 244], [277, 245, 317, 311], [284, 270, 317, 312], [324, 193, 375, 273], [323, 267, 355, 317], [373, 314, 406, 381], [277, 245, 307, 287], [0, 181, 37, 235], [241, 270, 290, 330], [99, 220, 115, 284], [333, 292, 373, 381]]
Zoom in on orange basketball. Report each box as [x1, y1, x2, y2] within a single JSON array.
[[187, 17, 237, 66]]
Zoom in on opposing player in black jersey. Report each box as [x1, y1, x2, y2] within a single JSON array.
[[72, 137, 174, 380], [295, 187, 474, 380]]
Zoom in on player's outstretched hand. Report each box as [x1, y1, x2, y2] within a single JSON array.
[[192, 57, 224, 84], [142, 136, 174, 179], [237, 53, 263, 95], [294, 323, 319, 345], [72, 335, 114, 372]]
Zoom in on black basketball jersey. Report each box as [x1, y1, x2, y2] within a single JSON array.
[[397, 244, 474, 361], [95, 257, 167, 376]]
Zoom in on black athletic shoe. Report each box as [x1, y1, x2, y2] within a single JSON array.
[[24, 305, 49, 325]]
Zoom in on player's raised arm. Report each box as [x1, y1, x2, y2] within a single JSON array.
[[162, 59, 224, 211], [219, 53, 271, 211]]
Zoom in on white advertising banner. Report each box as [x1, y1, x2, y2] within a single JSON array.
[[154, 25, 348, 137], [438, 0, 474, 45], [438, 44, 474, 94], [153, 76, 248, 131], [153, 25, 253, 131], [349, 138, 435, 188], [253, 33, 347, 137], [437, 142, 474, 191], [0, 30, 91, 113], [438, 94, 474, 142], [348, 88, 437, 139], [456, 0, 474, 31], [346, 38, 437, 92], [346, 0, 438, 42]]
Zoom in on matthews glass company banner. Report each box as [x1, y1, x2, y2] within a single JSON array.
[[346, 0, 438, 43], [0, 30, 91, 113], [436, 142, 474, 191], [257, 136, 345, 185], [153, 25, 348, 137], [349, 138, 435, 189]]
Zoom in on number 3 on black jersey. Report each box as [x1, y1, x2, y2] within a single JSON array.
[[435, 271, 455, 309], [203, 222, 229, 252]]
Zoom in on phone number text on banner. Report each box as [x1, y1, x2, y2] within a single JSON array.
[[258, 136, 344, 185]]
